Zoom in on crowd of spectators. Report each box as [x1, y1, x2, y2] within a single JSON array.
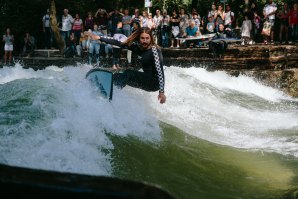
[[2, 0, 298, 65]]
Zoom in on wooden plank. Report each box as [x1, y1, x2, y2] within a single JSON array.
[[34, 49, 60, 57]]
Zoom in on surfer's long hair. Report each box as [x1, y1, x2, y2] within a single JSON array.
[[123, 27, 156, 47]]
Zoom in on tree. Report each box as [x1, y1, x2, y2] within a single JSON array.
[[50, 0, 65, 52]]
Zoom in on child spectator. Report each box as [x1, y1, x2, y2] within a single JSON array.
[[192, 13, 201, 28], [206, 16, 215, 33], [253, 11, 262, 43], [241, 14, 252, 45]]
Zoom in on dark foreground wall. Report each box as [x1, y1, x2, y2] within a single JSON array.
[[0, 163, 174, 199]]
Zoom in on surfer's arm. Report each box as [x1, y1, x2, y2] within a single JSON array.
[[83, 32, 122, 47], [152, 46, 166, 104], [99, 37, 123, 47]]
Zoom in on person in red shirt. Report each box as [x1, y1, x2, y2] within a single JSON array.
[[289, 3, 298, 43], [277, 2, 290, 44], [72, 13, 83, 45], [84, 11, 94, 31]]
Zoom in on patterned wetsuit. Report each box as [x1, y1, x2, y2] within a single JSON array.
[[100, 37, 165, 93]]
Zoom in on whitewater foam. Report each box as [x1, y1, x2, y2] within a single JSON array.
[[0, 64, 297, 176], [0, 64, 161, 175], [147, 66, 298, 157]]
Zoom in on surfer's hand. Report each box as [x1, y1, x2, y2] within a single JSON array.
[[158, 92, 166, 104]]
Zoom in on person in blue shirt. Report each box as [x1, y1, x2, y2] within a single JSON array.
[[88, 24, 104, 65], [182, 20, 201, 47]]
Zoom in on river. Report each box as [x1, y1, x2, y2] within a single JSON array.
[[0, 63, 297, 198]]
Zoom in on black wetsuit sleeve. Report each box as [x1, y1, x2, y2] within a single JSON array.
[[152, 46, 165, 93], [100, 37, 123, 47]]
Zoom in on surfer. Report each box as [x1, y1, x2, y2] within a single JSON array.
[[208, 23, 233, 58], [85, 27, 166, 104]]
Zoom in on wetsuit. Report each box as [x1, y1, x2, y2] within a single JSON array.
[[208, 29, 232, 57], [99, 37, 165, 93]]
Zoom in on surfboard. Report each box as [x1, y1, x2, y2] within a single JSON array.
[[175, 33, 216, 41], [209, 38, 241, 43], [86, 68, 113, 100]]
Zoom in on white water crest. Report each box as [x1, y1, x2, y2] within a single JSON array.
[[0, 64, 161, 175], [0, 64, 297, 177], [147, 67, 298, 157]]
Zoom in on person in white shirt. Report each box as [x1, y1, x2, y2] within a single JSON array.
[[241, 14, 252, 45], [224, 4, 235, 29], [179, 8, 189, 39], [61, 9, 74, 46], [263, 0, 277, 43], [153, 9, 163, 45], [42, 9, 52, 49], [208, 3, 217, 19], [2, 28, 14, 65]]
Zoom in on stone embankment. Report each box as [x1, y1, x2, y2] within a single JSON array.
[[162, 45, 298, 97]]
